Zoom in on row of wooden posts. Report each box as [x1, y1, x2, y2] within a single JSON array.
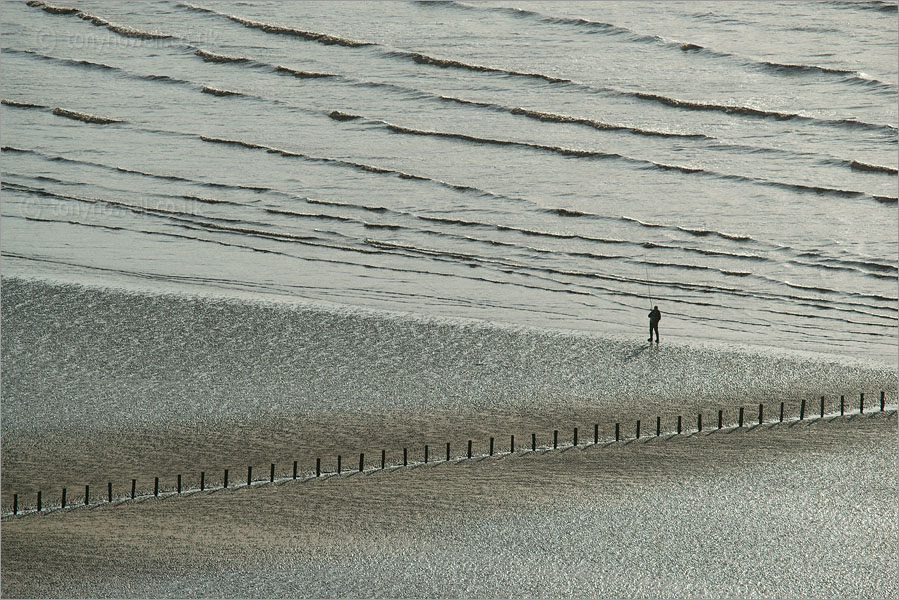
[[6, 391, 890, 516]]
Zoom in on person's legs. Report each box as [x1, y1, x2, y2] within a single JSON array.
[[648, 323, 653, 342], [651, 323, 659, 343]]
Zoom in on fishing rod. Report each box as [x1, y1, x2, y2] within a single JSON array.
[[645, 265, 654, 308]]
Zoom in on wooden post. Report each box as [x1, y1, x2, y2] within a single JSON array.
[[759, 403, 764, 425], [531, 433, 536, 451], [780, 402, 784, 422], [270, 463, 275, 483], [224, 469, 229, 488], [85, 485, 90, 505], [108, 481, 113, 502], [445, 443, 449, 462], [594, 423, 598, 444], [13, 494, 17, 515], [37, 491, 42, 512], [337, 456, 342, 474], [881, 391, 885, 412], [738, 407, 744, 427], [657, 416, 661, 437], [697, 414, 702, 432], [177, 475, 181, 495], [860, 393, 864, 414], [510, 435, 515, 453], [403, 448, 407, 466], [636, 420, 641, 439], [490, 437, 494, 456], [360, 453, 365, 472], [316, 459, 321, 477], [676, 416, 682, 434], [247, 466, 253, 485], [154, 477, 159, 497], [293, 461, 297, 480], [573, 427, 578, 446], [382, 450, 386, 469], [800, 399, 805, 420], [615, 423, 620, 441], [840, 395, 844, 416], [467, 440, 472, 459], [199, 473, 204, 492], [718, 410, 723, 429], [62, 488, 67, 509], [820, 396, 825, 418], [424, 445, 429, 464], [553, 430, 558, 449]]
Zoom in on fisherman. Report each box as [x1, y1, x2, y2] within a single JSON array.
[[648, 305, 661, 343]]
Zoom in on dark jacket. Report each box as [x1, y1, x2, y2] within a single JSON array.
[[649, 307, 661, 325]]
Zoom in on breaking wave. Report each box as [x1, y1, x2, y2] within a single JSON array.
[[181, 4, 373, 47], [849, 160, 898, 174], [26, 1, 173, 39], [51, 107, 122, 124], [194, 48, 248, 63]]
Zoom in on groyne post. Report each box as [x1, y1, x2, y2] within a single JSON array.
[[467, 440, 472, 459], [403, 448, 407, 466], [154, 478, 159, 497], [132, 478, 137, 498], [820, 396, 825, 419], [780, 402, 784, 422], [594, 424, 598, 444], [881, 391, 885, 412], [382, 450, 386, 469], [490, 437, 495, 456], [224, 469, 229, 488], [177, 476, 181, 495], [636, 420, 641, 439], [531, 433, 536, 451], [738, 407, 744, 427], [85, 485, 90, 505], [510, 435, 515, 453], [656, 417, 661, 437], [337, 456, 342, 475], [315, 459, 320, 477], [247, 466, 253, 485], [109, 481, 113, 501], [37, 491, 42, 512], [292, 462, 297, 480], [359, 453, 365, 472], [270, 463, 275, 483], [445, 443, 450, 462], [424, 446, 429, 464], [553, 430, 558, 449], [676, 416, 682, 434], [840, 396, 844, 416], [718, 410, 723, 429], [200, 473, 204, 492], [615, 423, 620, 441], [574, 427, 578, 446], [759, 403, 764, 425], [860, 393, 864, 414], [697, 414, 701, 433], [13, 494, 17, 515], [800, 399, 805, 420], [61, 488, 66, 509]]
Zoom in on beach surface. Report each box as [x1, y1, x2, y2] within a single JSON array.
[[2, 277, 897, 597]]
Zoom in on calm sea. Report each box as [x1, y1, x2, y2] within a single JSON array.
[[2, 0, 897, 361]]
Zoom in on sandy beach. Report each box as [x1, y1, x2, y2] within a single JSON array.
[[2, 277, 897, 597]]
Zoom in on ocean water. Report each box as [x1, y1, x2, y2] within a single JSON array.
[[2, 0, 897, 362]]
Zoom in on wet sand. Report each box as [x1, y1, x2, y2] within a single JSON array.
[[2, 413, 896, 598], [2, 277, 897, 597]]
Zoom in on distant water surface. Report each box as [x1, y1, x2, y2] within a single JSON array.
[[2, 0, 897, 361]]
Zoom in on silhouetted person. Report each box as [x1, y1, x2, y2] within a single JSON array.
[[648, 306, 661, 343]]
